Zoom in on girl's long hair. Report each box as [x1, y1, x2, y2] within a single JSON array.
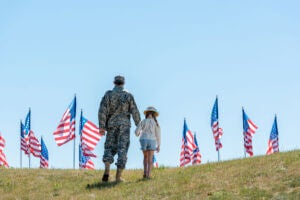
[[145, 111, 159, 127]]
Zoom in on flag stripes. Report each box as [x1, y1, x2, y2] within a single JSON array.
[[192, 133, 202, 165], [20, 122, 29, 154], [266, 116, 279, 155], [40, 137, 49, 168], [0, 134, 5, 152], [29, 131, 41, 158], [79, 145, 94, 170], [0, 133, 9, 167], [20, 110, 31, 155], [243, 109, 258, 157], [53, 97, 76, 146], [79, 112, 101, 151], [211, 97, 223, 151], [180, 120, 201, 167], [0, 151, 9, 167]]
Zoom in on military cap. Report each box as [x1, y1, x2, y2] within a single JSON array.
[[114, 75, 125, 85]]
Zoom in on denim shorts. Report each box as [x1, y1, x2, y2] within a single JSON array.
[[140, 139, 157, 151]]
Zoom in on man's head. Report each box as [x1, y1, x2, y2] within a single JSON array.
[[114, 75, 125, 86]]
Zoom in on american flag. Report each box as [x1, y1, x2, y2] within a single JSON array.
[[242, 108, 258, 157], [79, 111, 102, 157], [40, 137, 49, 168], [0, 151, 9, 167], [266, 116, 279, 155], [152, 154, 158, 168], [20, 110, 31, 155], [20, 122, 29, 154], [81, 143, 97, 158], [211, 97, 223, 151], [79, 144, 94, 170], [180, 119, 195, 167], [0, 133, 9, 167], [192, 133, 202, 165], [24, 110, 31, 133], [53, 97, 76, 146], [0, 132, 5, 152], [29, 130, 41, 158]]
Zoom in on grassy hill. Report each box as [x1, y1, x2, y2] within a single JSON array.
[[1, 150, 300, 200]]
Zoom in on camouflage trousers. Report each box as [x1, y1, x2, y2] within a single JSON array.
[[102, 125, 130, 169]]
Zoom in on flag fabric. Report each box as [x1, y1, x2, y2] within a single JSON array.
[[180, 119, 195, 167], [211, 97, 223, 151], [79, 111, 102, 155], [81, 143, 97, 158], [29, 130, 41, 157], [40, 137, 49, 168], [79, 145, 94, 170], [0, 133, 9, 167], [24, 110, 31, 134], [192, 133, 202, 165], [152, 154, 158, 168], [0, 151, 9, 167], [0, 133, 5, 152], [243, 109, 258, 157], [266, 116, 279, 155], [53, 97, 76, 146], [21, 110, 31, 155], [20, 122, 29, 154]]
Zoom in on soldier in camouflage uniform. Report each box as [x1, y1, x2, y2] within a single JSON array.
[[98, 75, 141, 182]]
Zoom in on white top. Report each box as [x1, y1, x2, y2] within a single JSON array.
[[135, 118, 161, 146]]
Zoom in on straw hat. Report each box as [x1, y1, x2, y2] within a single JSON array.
[[143, 106, 159, 117]]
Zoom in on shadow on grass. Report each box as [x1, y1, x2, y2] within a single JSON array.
[[87, 178, 151, 190], [86, 181, 119, 190], [135, 178, 152, 183]]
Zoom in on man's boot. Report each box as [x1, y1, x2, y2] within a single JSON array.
[[116, 168, 124, 182], [102, 162, 110, 182]]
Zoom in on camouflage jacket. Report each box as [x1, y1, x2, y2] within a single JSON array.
[[98, 86, 141, 130]]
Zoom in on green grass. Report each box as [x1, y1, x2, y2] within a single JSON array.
[[1, 150, 300, 199]]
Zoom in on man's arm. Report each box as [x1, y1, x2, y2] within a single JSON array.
[[129, 94, 141, 126], [98, 92, 110, 131]]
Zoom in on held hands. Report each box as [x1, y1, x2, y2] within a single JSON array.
[[156, 145, 160, 153], [99, 128, 106, 136]]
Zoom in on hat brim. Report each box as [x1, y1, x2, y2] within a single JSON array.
[[143, 110, 159, 117]]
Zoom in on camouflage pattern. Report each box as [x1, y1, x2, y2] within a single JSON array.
[[98, 86, 140, 129], [102, 125, 130, 169], [98, 85, 141, 169]]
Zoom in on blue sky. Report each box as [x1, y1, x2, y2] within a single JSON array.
[[1, 1, 300, 169]]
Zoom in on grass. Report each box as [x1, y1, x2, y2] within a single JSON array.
[[1, 150, 300, 199]]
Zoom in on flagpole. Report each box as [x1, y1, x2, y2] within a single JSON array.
[[29, 107, 31, 168], [73, 133, 76, 169], [216, 95, 220, 162], [73, 94, 76, 169], [20, 120, 22, 168], [183, 118, 186, 167], [242, 107, 246, 158]]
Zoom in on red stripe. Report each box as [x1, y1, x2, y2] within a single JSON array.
[[56, 134, 75, 146], [40, 157, 49, 168], [82, 128, 101, 141]]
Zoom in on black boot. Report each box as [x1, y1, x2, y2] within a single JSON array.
[[102, 162, 110, 182]]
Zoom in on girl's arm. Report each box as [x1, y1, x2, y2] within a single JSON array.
[[155, 125, 161, 151], [135, 120, 143, 136]]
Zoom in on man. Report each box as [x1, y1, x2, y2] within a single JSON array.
[[98, 75, 141, 182]]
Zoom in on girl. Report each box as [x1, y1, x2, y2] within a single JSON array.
[[135, 106, 161, 179]]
